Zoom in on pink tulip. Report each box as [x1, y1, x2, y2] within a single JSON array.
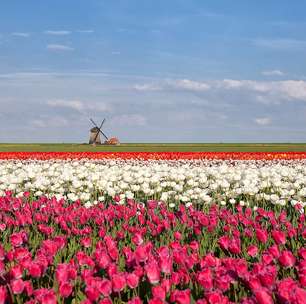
[[126, 273, 139, 289], [10, 232, 24, 247], [254, 288, 273, 304], [128, 297, 142, 304], [23, 281, 33, 297], [112, 273, 126, 292], [81, 237, 92, 248], [279, 250, 296, 267], [255, 229, 268, 244], [11, 279, 25, 294], [197, 268, 213, 289], [28, 262, 42, 278], [0, 286, 7, 304], [99, 299, 113, 304], [10, 265, 23, 279], [145, 263, 160, 284], [271, 230, 286, 245], [268, 244, 280, 258], [35, 289, 57, 304], [99, 279, 112, 297], [152, 285, 166, 300], [170, 289, 190, 304], [247, 245, 258, 257], [132, 233, 143, 245], [218, 236, 230, 251], [59, 282, 73, 298]]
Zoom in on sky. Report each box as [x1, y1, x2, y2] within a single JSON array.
[[0, 0, 306, 143]]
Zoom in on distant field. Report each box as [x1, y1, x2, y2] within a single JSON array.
[[0, 143, 305, 152]]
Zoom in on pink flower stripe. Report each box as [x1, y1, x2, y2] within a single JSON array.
[[0, 193, 305, 303]]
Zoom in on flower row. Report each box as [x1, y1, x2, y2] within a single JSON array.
[[1, 152, 306, 160], [1, 159, 306, 210], [0, 193, 305, 304]]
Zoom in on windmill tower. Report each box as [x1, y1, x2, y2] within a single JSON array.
[[89, 126, 102, 144]]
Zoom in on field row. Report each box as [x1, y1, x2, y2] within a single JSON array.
[[0, 155, 305, 303], [1, 151, 306, 160]]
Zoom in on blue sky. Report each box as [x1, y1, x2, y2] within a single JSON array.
[[0, 0, 306, 142]]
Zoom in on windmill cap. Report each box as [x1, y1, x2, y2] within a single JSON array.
[[90, 127, 100, 132]]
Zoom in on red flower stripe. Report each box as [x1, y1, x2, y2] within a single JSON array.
[[0, 151, 306, 160]]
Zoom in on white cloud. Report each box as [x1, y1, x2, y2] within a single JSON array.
[[279, 80, 306, 100], [262, 70, 285, 76], [11, 32, 30, 38], [44, 30, 71, 35], [47, 44, 74, 51], [134, 79, 210, 92], [255, 117, 271, 126], [134, 78, 306, 102], [168, 79, 211, 91], [111, 51, 121, 55], [221, 79, 306, 101], [47, 99, 109, 112]]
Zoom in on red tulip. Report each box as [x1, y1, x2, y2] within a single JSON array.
[[128, 297, 143, 304]]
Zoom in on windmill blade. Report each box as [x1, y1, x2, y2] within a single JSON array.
[[101, 130, 108, 140], [90, 118, 99, 128]]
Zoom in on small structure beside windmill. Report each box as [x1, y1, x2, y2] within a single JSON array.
[[89, 118, 120, 145]]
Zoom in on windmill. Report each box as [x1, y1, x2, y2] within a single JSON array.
[[89, 118, 120, 145]]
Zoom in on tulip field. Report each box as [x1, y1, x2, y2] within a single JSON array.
[[0, 152, 305, 304]]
